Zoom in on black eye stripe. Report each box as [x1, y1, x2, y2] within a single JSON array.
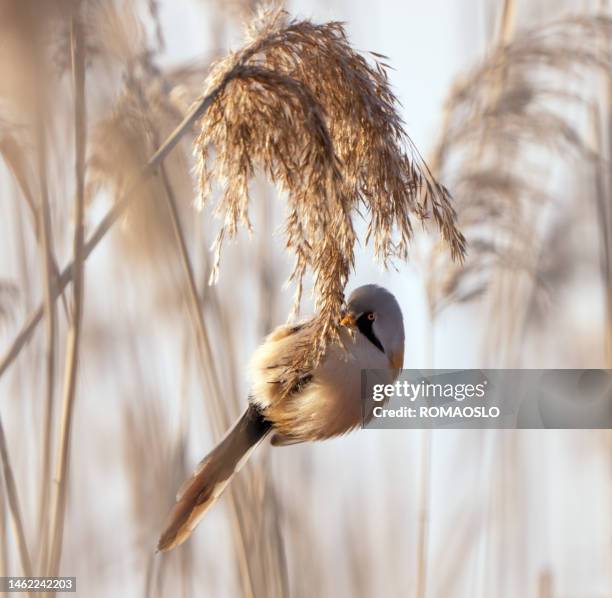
[[356, 312, 384, 353]]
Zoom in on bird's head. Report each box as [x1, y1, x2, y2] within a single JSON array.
[[340, 284, 405, 370]]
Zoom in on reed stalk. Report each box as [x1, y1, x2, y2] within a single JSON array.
[[35, 73, 58, 588], [415, 430, 432, 598], [157, 160, 228, 432], [0, 417, 33, 590], [46, 13, 87, 580], [156, 148, 256, 598]]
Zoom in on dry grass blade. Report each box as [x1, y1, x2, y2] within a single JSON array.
[[157, 162, 258, 597], [0, 416, 33, 585], [415, 430, 432, 598], [46, 12, 87, 579], [157, 161, 229, 429], [0, 107, 71, 330], [33, 34, 59, 592], [194, 6, 465, 389], [1, 102, 70, 575]]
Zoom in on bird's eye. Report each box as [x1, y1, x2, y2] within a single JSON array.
[[367, 312, 375, 321]]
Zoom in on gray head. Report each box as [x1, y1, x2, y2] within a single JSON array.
[[341, 284, 405, 369]]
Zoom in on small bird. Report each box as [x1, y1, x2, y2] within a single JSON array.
[[157, 284, 405, 551]]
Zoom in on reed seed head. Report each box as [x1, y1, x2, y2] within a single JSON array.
[[194, 6, 465, 382]]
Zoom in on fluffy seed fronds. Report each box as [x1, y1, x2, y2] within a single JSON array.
[[85, 0, 147, 69], [88, 80, 192, 266], [194, 6, 465, 379], [426, 13, 612, 315], [0, 109, 35, 215]]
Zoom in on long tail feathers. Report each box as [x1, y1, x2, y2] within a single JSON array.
[[157, 405, 271, 552]]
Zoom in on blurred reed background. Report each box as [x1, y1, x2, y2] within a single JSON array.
[[0, 0, 610, 597]]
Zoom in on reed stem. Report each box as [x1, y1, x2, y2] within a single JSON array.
[[0, 417, 33, 592], [46, 14, 87, 580]]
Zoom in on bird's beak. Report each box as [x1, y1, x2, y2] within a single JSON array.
[[340, 311, 356, 328]]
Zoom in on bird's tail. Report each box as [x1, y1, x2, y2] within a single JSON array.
[[157, 404, 271, 552]]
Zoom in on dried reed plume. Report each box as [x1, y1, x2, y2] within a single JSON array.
[[425, 13, 612, 317], [88, 91, 189, 266], [194, 6, 465, 385]]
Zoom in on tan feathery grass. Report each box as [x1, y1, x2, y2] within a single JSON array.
[[3, 98, 72, 578], [88, 94, 186, 266], [0, 113, 36, 225], [87, 29, 284, 594], [90, 71, 264, 596], [194, 6, 465, 388], [86, 0, 147, 69], [0, 11, 463, 592], [85, 0, 195, 269], [0, 1, 609, 596], [86, 16, 261, 593], [0, 82, 219, 379], [0, 1, 75, 110], [0, 6, 466, 395], [0, 4, 82, 577], [0, 6, 64, 570], [425, 13, 612, 319]]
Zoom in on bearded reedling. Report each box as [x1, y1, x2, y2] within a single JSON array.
[[158, 285, 404, 551]]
